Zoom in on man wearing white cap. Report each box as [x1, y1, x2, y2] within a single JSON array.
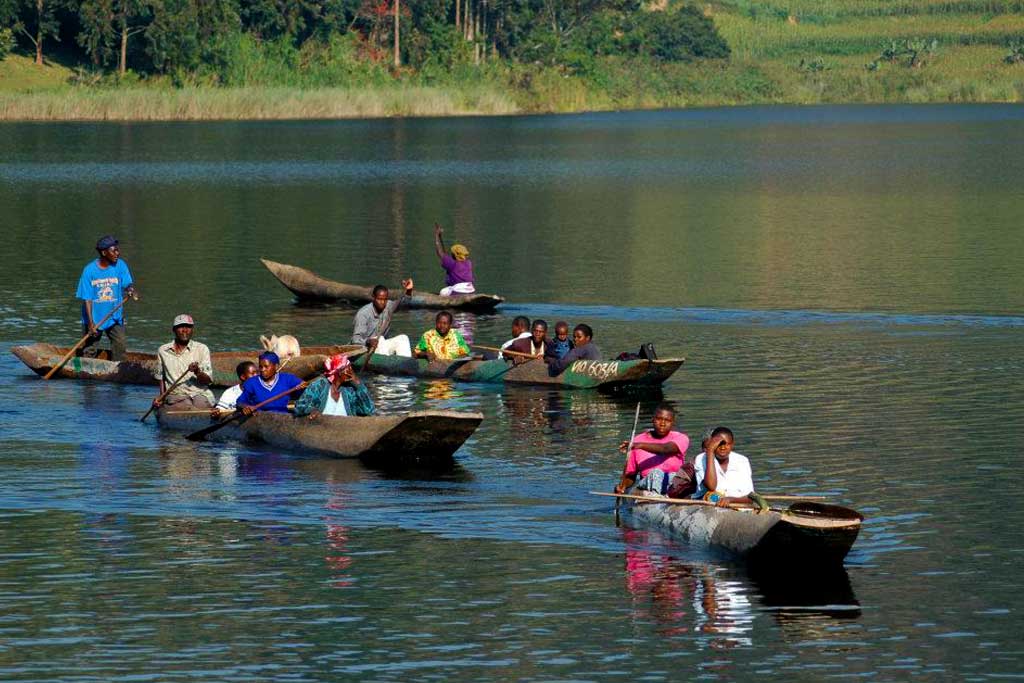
[[152, 314, 215, 410]]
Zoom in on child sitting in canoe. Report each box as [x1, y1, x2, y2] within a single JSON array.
[[614, 404, 690, 496], [212, 360, 258, 417], [692, 426, 769, 512]]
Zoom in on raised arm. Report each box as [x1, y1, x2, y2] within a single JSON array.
[[434, 223, 446, 261]]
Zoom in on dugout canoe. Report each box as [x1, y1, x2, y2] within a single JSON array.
[[620, 496, 862, 566], [156, 409, 483, 463], [11, 343, 364, 387], [361, 354, 684, 390], [261, 258, 505, 311]]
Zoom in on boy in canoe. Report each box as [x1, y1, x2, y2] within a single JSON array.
[[414, 311, 471, 361], [547, 321, 574, 362], [614, 404, 690, 496], [692, 426, 769, 512]]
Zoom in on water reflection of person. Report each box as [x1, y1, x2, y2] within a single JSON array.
[[693, 567, 754, 650], [620, 527, 754, 648], [622, 528, 692, 636]]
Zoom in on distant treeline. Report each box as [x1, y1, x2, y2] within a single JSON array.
[[0, 0, 730, 83]]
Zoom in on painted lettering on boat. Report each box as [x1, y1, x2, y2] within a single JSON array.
[[570, 360, 620, 380]]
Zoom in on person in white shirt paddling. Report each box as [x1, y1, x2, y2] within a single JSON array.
[[692, 426, 769, 513]]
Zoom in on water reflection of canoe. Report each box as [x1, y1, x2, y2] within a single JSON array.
[[362, 354, 684, 390], [156, 409, 483, 463], [622, 499, 863, 566], [261, 258, 505, 311], [10, 342, 363, 387]]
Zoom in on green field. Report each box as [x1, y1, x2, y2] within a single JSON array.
[[1, 0, 1023, 120]]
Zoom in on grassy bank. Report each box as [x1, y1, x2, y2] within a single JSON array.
[[2, 0, 1024, 121]]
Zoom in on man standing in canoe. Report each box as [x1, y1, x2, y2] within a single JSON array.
[[238, 351, 305, 415], [351, 279, 414, 357], [547, 324, 601, 375], [77, 235, 137, 361], [692, 426, 769, 512], [414, 311, 471, 361], [152, 314, 215, 411], [614, 404, 690, 496], [434, 223, 475, 296]]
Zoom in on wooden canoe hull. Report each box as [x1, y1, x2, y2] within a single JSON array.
[[11, 343, 363, 387], [261, 258, 505, 311], [156, 409, 483, 463], [623, 499, 861, 566], [362, 354, 684, 390]]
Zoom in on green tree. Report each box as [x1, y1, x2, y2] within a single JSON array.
[[78, 0, 153, 74], [145, 0, 239, 78], [13, 0, 63, 65]]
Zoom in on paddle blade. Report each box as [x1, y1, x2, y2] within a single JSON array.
[[185, 413, 240, 441]]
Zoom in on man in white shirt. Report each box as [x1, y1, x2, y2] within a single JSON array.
[[692, 426, 767, 511]]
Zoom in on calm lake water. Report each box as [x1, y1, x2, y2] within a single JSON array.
[[1, 104, 1023, 681]]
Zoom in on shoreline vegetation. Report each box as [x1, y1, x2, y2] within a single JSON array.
[[1, 1, 1023, 122]]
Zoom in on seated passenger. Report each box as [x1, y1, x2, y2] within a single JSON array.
[[507, 319, 548, 365], [499, 316, 531, 358], [545, 320, 574, 362], [351, 280, 414, 357], [692, 426, 768, 512], [294, 354, 375, 419], [434, 224, 476, 295], [213, 360, 258, 417], [614, 404, 690, 496], [237, 351, 305, 414], [547, 323, 601, 375], [414, 311, 471, 361]]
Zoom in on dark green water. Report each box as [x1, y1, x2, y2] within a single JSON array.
[[1, 104, 1023, 681]]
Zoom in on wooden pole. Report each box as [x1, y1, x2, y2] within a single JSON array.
[[140, 366, 193, 422], [186, 378, 312, 442], [44, 296, 130, 380], [615, 402, 642, 517], [471, 344, 541, 359]]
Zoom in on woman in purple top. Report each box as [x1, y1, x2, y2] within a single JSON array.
[[434, 223, 476, 295]]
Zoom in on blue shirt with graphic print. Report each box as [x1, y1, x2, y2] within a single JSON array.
[[77, 259, 134, 330]]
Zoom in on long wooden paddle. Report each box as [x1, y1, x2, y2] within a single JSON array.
[[185, 378, 310, 441], [595, 491, 785, 514], [471, 344, 542, 360], [614, 402, 643, 519], [139, 366, 193, 422], [44, 296, 130, 380]]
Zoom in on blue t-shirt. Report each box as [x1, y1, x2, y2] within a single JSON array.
[[238, 373, 304, 413], [76, 259, 134, 330]]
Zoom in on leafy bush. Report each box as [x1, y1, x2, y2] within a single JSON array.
[[1005, 38, 1024, 64], [0, 27, 13, 61], [868, 38, 938, 69], [632, 7, 731, 62]]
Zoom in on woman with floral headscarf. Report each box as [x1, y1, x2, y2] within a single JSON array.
[[293, 354, 375, 419], [434, 223, 476, 296]]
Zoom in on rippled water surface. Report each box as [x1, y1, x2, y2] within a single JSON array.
[[1, 105, 1023, 681]]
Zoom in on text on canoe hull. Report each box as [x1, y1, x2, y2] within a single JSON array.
[[569, 360, 621, 380]]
